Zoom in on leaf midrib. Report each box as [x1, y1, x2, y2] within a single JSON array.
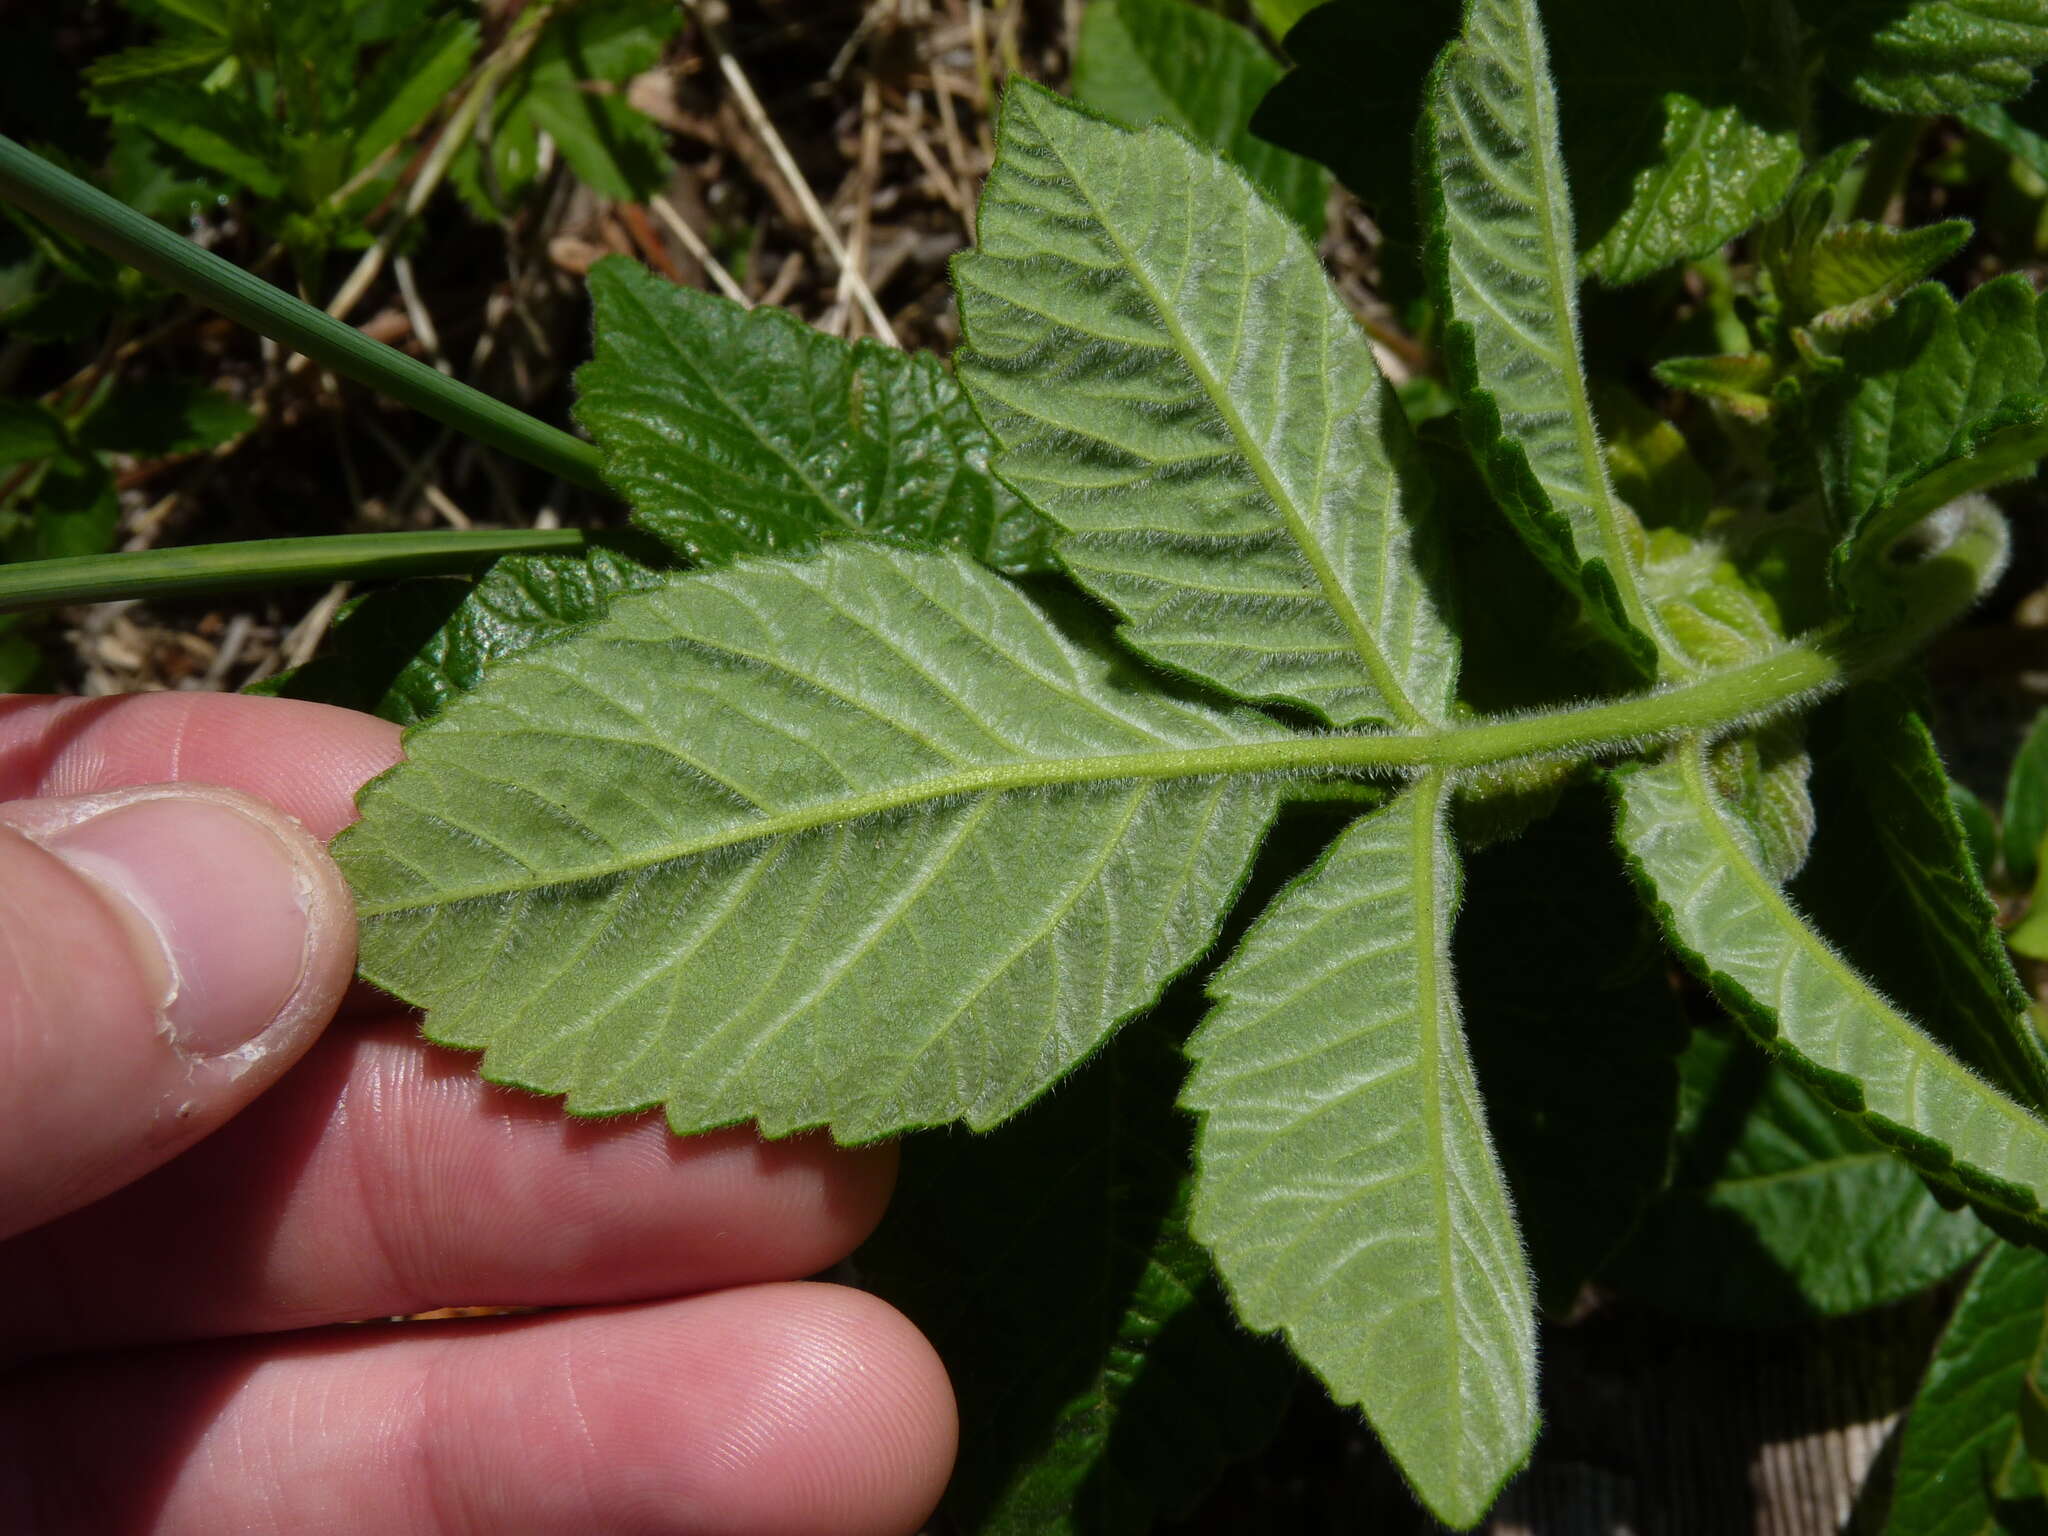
[[355, 642, 1845, 917], [1675, 738, 2048, 1218], [1019, 91, 1431, 731]]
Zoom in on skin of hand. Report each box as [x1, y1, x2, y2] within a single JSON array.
[[0, 692, 957, 1535]]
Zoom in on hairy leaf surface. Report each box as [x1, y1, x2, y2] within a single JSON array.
[[1802, 0, 2048, 114], [1887, 1241, 2048, 1535], [1616, 739, 2048, 1242], [1258, 0, 1800, 289], [1809, 276, 2048, 574], [1072, 0, 1329, 237], [1422, 0, 1671, 679], [1184, 777, 1536, 1528], [1609, 1026, 1987, 1325], [1796, 683, 2048, 1113], [957, 82, 1454, 731], [2006, 706, 2048, 888], [861, 1012, 1294, 1533], [339, 544, 1288, 1141], [577, 258, 1049, 573]]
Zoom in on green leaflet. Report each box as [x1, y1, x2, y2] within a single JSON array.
[[1809, 276, 2048, 579], [1802, 0, 2048, 115], [1608, 1026, 1988, 1325], [1184, 777, 1536, 1529], [1769, 219, 1974, 334], [1887, 1243, 2048, 1536], [1421, 0, 1675, 681], [956, 82, 1455, 731], [1072, 0, 1330, 238], [338, 543, 1288, 1142], [1255, 0, 1801, 289], [1615, 738, 2048, 1243], [859, 1009, 1295, 1533], [1795, 683, 2048, 1114], [576, 257, 1051, 575]]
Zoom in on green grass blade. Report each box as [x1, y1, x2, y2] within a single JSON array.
[[0, 529, 589, 615], [0, 133, 606, 493]]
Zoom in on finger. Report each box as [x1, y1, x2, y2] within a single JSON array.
[[0, 693, 403, 838], [0, 1284, 957, 1536], [0, 783, 358, 1237], [1, 1018, 898, 1358]]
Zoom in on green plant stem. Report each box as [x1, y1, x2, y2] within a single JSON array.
[[0, 528, 589, 614], [0, 134, 606, 494], [356, 639, 1846, 915]]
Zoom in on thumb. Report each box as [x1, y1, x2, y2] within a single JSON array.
[[0, 783, 355, 1239]]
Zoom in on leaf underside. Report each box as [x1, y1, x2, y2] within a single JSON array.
[[576, 257, 1051, 574], [1184, 777, 1536, 1530], [957, 82, 1455, 731], [1616, 740, 2048, 1246], [1422, 0, 1663, 680], [337, 543, 1287, 1143]]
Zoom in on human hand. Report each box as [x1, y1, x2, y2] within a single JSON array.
[[0, 692, 956, 1534]]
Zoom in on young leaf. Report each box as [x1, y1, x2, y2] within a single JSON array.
[[1812, 276, 2048, 541], [1795, 683, 2048, 1114], [75, 377, 255, 457], [1072, 0, 1330, 238], [860, 1009, 1295, 1533], [957, 83, 1455, 731], [1421, 0, 1675, 680], [1805, 0, 2048, 115], [1615, 738, 2048, 1243], [1608, 1026, 1988, 1325], [576, 257, 1052, 575], [1458, 785, 1688, 1316], [338, 543, 1289, 1142], [1771, 219, 1973, 334], [93, 83, 283, 198], [1259, 0, 1801, 289], [1184, 776, 1537, 1530], [0, 400, 63, 465], [1886, 1242, 2048, 1535]]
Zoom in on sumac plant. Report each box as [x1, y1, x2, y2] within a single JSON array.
[[11, 0, 2048, 1527]]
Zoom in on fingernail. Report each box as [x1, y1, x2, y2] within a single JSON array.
[[38, 792, 318, 1056]]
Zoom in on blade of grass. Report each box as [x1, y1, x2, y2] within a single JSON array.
[[0, 528, 589, 615], [0, 134, 607, 494]]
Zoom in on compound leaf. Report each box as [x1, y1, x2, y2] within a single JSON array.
[[1184, 776, 1536, 1529], [577, 257, 1051, 574], [1887, 1241, 2048, 1536], [1421, 0, 1673, 681], [1615, 738, 2048, 1246], [1072, 0, 1329, 237], [338, 543, 1288, 1142], [957, 82, 1455, 731], [1609, 1026, 1988, 1325], [861, 1010, 1295, 1534]]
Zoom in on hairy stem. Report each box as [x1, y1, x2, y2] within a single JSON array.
[[358, 639, 1844, 915]]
